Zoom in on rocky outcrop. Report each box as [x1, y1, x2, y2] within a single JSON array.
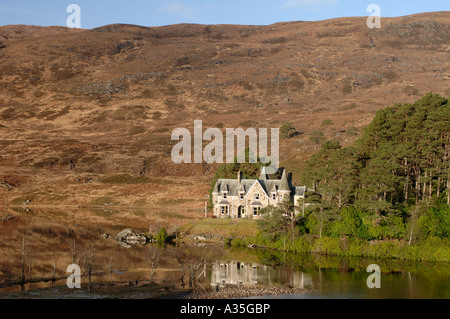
[[115, 228, 148, 248]]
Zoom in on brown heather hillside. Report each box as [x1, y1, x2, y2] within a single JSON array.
[[0, 12, 449, 214]]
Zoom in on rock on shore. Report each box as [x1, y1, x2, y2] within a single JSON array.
[[115, 228, 147, 248]]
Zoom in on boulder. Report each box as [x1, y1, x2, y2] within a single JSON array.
[[115, 228, 147, 248]]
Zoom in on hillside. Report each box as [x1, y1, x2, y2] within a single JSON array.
[[0, 12, 449, 214]]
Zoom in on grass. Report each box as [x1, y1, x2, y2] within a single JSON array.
[[182, 218, 258, 237], [9, 193, 39, 205], [99, 174, 151, 184], [99, 174, 177, 186], [90, 197, 116, 206], [156, 198, 197, 206]]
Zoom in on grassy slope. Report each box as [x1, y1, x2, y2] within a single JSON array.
[[181, 218, 258, 238]]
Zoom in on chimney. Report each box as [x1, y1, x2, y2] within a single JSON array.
[[238, 170, 241, 183]]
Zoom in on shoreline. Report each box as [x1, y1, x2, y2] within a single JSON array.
[[178, 285, 307, 299]]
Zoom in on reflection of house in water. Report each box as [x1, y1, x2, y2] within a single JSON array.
[[290, 271, 313, 289], [210, 261, 312, 289], [211, 261, 265, 287]]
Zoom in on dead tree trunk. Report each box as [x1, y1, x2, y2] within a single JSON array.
[[19, 237, 29, 291]]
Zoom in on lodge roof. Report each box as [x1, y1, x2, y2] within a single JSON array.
[[212, 168, 303, 198]]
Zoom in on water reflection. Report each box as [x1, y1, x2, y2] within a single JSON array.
[[207, 250, 450, 299], [210, 261, 313, 289], [0, 206, 449, 299]]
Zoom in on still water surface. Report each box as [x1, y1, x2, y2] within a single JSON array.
[[210, 255, 449, 299]]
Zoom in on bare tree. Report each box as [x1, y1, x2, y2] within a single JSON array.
[[65, 239, 77, 264], [51, 259, 57, 287], [171, 223, 181, 247], [16, 236, 32, 291], [103, 257, 116, 283], [147, 245, 164, 282], [172, 247, 217, 290], [81, 245, 96, 292]]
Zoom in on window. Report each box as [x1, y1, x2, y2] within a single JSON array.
[[272, 193, 276, 200], [223, 192, 227, 199], [255, 193, 259, 200], [221, 206, 229, 216], [280, 194, 283, 201], [240, 192, 244, 200], [253, 207, 260, 216]]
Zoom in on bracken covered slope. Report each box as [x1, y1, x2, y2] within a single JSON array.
[[0, 12, 448, 209]]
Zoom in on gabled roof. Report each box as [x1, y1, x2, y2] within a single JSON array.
[[213, 178, 256, 197], [213, 167, 302, 199], [269, 183, 277, 193], [212, 182, 219, 194], [223, 184, 229, 192], [294, 186, 306, 196], [278, 169, 291, 192], [244, 179, 268, 199]]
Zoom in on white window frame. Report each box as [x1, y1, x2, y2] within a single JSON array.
[[221, 206, 229, 216]]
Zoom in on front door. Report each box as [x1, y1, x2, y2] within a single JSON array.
[[238, 206, 244, 218]]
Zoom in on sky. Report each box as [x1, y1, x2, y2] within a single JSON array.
[[0, 0, 448, 28]]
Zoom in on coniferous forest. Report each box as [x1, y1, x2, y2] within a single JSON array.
[[300, 93, 449, 242]]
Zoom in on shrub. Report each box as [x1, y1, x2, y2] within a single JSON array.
[[280, 122, 296, 139], [231, 238, 247, 248], [321, 119, 334, 126], [155, 227, 167, 245], [418, 205, 450, 239], [311, 237, 343, 256], [330, 207, 370, 239], [291, 236, 313, 253], [309, 130, 325, 145]]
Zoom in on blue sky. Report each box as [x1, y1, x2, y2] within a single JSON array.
[[0, 0, 448, 28]]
